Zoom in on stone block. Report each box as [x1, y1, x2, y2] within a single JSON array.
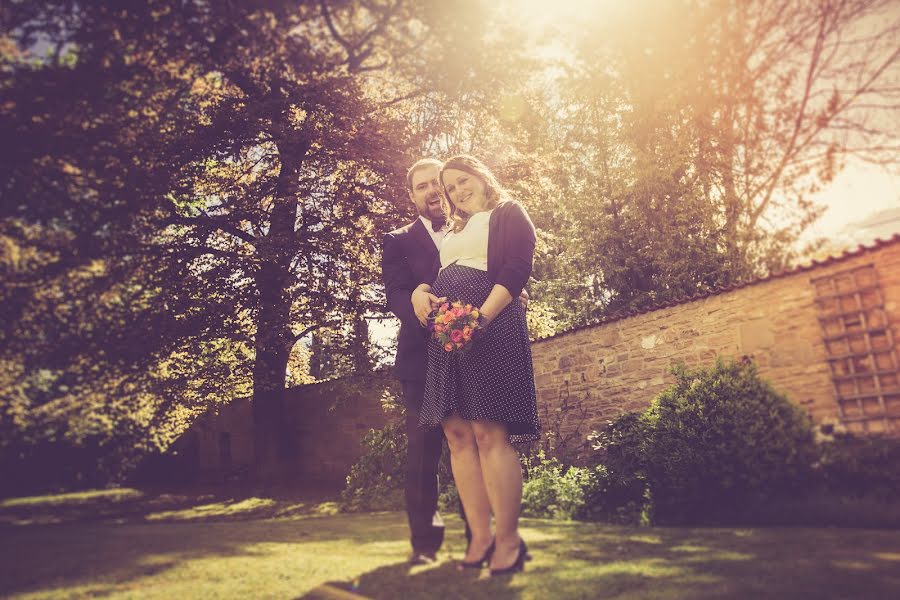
[[595, 329, 621, 347], [739, 319, 775, 352]]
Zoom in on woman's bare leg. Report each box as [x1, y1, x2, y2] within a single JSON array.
[[442, 414, 493, 562], [471, 420, 523, 570]]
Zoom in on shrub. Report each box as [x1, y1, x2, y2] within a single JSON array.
[[521, 451, 594, 520], [578, 464, 652, 524], [648, 358, 818, 521], [587, 357, 818, 524], [341, 420, 455, 513], [437, 481, 460, 514], [816, 432, 900, 501], [585, 412, 653, 523], [341, 421, 407, 512]]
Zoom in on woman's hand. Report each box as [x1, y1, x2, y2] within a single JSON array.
[[476, 310, 494, 330], [478, 284, 513, 329], [412, 284, 447, 327]]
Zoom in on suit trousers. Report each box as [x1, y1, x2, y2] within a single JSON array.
[[403, 379, 445, 554]]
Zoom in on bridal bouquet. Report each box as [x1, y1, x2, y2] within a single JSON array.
[[427, 300, 485, 353]]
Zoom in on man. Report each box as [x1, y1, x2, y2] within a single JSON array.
[[381, 158, 447, 564]]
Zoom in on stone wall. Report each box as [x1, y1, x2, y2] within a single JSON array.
[[531, 236, 900, 437], [176, 236, 900, 484], [181, 373, 399, 485]]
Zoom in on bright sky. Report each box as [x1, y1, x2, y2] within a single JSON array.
[[803, 161, 900, 245], [498, 0, 900, 247]]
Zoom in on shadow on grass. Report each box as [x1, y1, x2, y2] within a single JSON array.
[[1, 497, 900, 599], [0, 485, 344, 526], [0, 509, 409, 598], [299, 561, 519, 600], [300, 518, 900, 600]]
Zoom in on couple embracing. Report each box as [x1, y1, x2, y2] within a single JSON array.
[[381, 155, 539, 576]]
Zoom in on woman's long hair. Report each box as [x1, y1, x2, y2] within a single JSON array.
[[439, 155, 513, 232]]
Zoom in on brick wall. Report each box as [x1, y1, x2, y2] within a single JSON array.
[[531, 237, 900, 437]]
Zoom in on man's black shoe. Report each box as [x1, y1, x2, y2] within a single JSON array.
[[408, 551, 437, 565]]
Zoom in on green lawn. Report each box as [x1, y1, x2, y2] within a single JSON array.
[[1, 488, 899, 599]]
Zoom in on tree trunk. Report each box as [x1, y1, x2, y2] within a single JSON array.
[[251, 260, 293, 490], [250, 140, 305, 489]]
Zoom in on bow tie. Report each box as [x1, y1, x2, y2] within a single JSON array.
[[430, 219, 446, 232]]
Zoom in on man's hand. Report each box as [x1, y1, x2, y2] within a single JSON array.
[[412, 285, 447, 327], [519, 288, 529, 310]]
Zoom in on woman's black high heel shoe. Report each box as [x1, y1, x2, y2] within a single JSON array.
[[459, 540, 495, 569], [489, 539, 528, 576]]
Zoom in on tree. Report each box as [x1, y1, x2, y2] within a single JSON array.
[[0, 1, 435, 487], [525, 0, 899, 320]]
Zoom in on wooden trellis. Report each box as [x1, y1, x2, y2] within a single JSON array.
[[812, 264, 900, 434]]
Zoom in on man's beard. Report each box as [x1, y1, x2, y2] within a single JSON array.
[[421, 193, 444, 221]]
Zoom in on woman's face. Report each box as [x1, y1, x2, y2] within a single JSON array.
[[442, 168, 489, 214]]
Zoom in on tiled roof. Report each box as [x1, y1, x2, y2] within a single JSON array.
[[533, 232, 900, 343]]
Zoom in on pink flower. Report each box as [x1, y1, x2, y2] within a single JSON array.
[[451, 329, 464, 343], [444, 342, 454, 352], [435, 324, 445, 333]]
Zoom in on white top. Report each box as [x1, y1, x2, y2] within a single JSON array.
[[419, 215, 447, 249], [439, 209, 494, 271]]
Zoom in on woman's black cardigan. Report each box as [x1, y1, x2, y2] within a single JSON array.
[[425, 199, 536, 299]]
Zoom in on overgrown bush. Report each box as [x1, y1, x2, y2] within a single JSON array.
[[816, 432, 900, 501], [437, 480, 460, 514], [341, 421, 407, 511], [341, 420, 455, 512], [585, 413, 653, 524], [521, 451, 595, 520], [646, 358, 817, 521], [590, 358, 818, 524]]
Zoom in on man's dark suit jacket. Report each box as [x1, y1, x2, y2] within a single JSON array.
[[382, 219, 440, 383]]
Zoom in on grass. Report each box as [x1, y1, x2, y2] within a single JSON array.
[[1, 488, 899, 599]]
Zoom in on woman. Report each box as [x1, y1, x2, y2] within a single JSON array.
[[411, 155, 539, 576]]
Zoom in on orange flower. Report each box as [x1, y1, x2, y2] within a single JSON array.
[[444, 342, 453, 352]]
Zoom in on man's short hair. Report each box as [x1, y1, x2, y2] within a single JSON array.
[[406, 158, 443, 192]]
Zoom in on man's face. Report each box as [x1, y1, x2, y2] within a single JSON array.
[[408, 165, 444, 221]]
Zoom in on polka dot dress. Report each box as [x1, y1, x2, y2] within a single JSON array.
[[420, 264, 540, 443]]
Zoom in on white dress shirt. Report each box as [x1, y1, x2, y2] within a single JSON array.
[[419, 215, 447, 249]]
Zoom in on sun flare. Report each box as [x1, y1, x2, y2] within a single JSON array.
[[502, 0, 615, 31]]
